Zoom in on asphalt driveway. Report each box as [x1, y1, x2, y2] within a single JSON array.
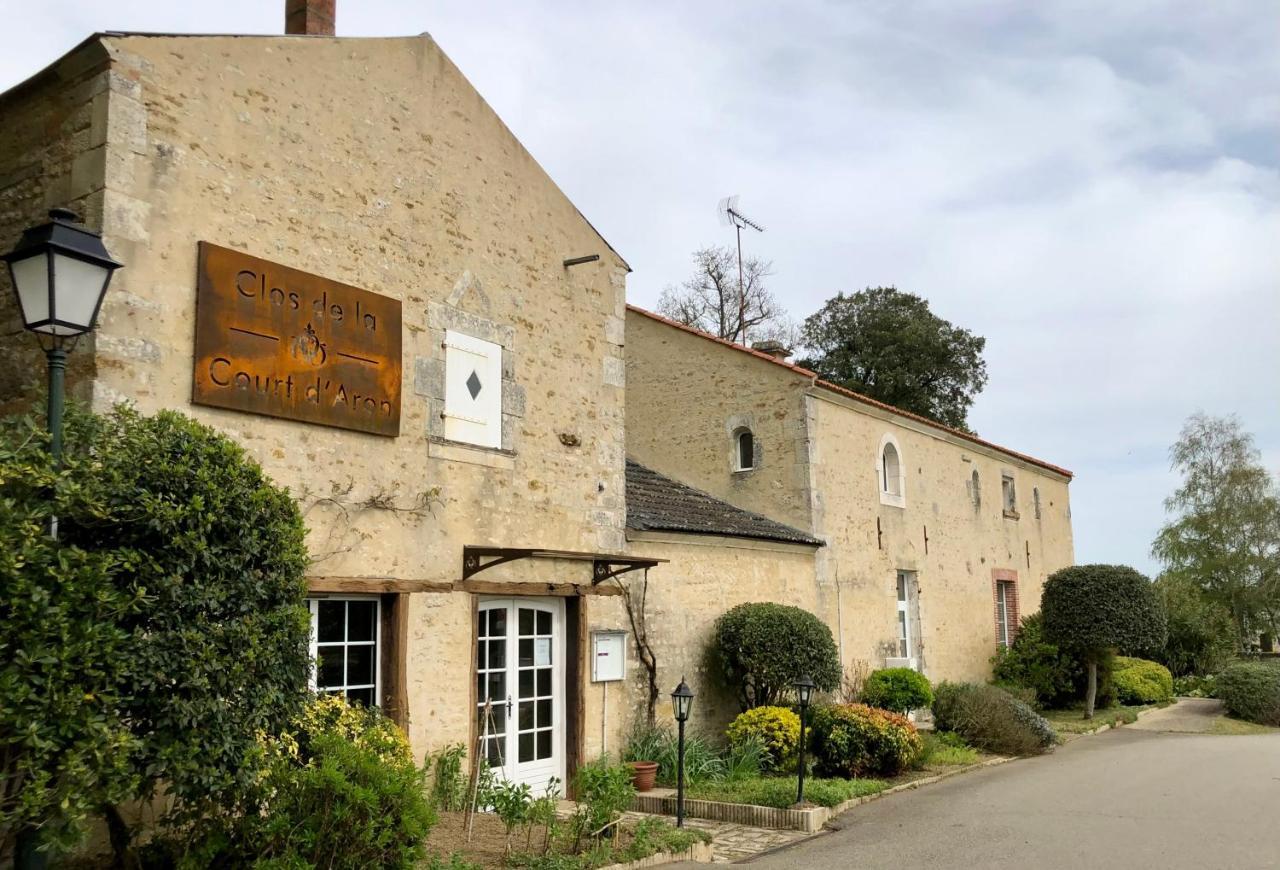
[[747, 719, 1280, 869]]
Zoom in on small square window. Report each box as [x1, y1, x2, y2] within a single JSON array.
[[308, 597, 381, 707]]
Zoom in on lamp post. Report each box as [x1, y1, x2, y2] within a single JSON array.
[[794, 673, 815, 806], [4, 209, 120, 870], [670, 677, 694, 828], [3, 208, 122, 464]]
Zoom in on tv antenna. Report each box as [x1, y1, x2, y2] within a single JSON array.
[[718, 196, 765, 343]]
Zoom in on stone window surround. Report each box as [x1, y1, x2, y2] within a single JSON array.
[[1001, 469, 1020, 520], [878, 432, 906, 508], [725, 414, 762, 475], [417, 300, 526, 464]]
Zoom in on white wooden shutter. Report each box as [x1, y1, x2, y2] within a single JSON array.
[[444, 330, 503, 448]]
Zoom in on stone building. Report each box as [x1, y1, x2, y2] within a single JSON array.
[[625, 306, 1075, 685], [0, 2, 1072, 797]]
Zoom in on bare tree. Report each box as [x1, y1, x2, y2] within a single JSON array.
[[657, 246, 796, 346]]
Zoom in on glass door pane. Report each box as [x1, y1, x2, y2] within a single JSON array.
[[477, 604, 509, 767], [516, 606, 554, 763]]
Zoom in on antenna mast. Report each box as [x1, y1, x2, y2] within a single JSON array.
[[717, 196, 765, 343]]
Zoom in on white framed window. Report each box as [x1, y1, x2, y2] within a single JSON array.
[[308, 596, 381, 707], [995, 581, 1014, 648], [734, 428, 755, 472], [1001, 473, 1018, 518], [896, 572, 911, 659], [878, 434, 905, 508], [444, 330, 503, 449]]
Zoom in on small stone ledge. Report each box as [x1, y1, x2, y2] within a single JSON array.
[[630, 757, 1017, 834], [596, 839, 714, 869]]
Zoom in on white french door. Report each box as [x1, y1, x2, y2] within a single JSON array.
[[476, 598, 565, 795]]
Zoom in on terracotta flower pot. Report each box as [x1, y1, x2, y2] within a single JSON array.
[[627, 760, 659, 792]]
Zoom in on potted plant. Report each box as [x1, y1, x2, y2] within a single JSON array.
[[625, 759, 659, 792], [622, 723, 665, 792]]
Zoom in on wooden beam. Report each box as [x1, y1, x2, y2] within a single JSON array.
[[307, 576, 453, 594], [453, 580, 623, 598]]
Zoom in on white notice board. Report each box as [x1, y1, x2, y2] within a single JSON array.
[[591, 630, 627, 682]]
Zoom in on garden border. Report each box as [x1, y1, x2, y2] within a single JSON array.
[[630, 757, 1014, 833], [597, 839, 715, 869], [1061, 702, 1168, 739]]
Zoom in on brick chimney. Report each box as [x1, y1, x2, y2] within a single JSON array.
[[751, 340, 791, 361], [286, 0, 336, 35]]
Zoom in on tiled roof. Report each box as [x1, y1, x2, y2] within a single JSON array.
[[625, 460, 823, 546], [627, 305, 1073, 479]]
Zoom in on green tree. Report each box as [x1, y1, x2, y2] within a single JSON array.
[[72, 406, 311, 858], [2, 405, 311, 861], [797, 287, 988, 431], [0, 416, 143, 859], [1153, 573, 1236, 676], [1041, 565, 1167, 719], [713, 602, 840, 710], [1151, 414, 1280, 650]]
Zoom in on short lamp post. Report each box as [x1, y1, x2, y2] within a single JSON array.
[[794, 673, 815, 806], [3, 208, 122, 464], [671, 677, 694, 828]]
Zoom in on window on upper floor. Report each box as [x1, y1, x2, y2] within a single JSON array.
[[1033, 487, 1042, 520], [443, 330, 503, 449], [734, 428, 755, 472], [878, 436, 905, 507], [1001, 473, 1018, 518], [970, 469, 981, 512]]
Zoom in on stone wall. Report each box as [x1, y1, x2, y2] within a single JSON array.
[[0, 39, 116, 414], [625, 308, 1076, 687], [0, 33, 631, 760], [586, 533, 821, 757]]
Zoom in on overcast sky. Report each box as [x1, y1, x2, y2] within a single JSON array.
[[3, 1, 1277, 575]]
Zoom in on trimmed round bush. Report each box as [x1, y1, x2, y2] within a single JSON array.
[[713, 603, 840, 709], [1216, 663, 1280, 725], [809, 703, 922, 777], [1112, 657, 1174, 705], [861, 668, 933, 713], [932, 682, 1056, 756], [726, 706, 800, 771]]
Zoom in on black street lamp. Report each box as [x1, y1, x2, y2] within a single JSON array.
[[794, 673, 815, 805], [3, 208, 122, 463], [671, 677, 694, 828]]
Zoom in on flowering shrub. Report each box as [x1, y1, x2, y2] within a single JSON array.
[[726, 706, 801, 771], [1112, 657, 1174, 705], [809, 703, 922, 777]]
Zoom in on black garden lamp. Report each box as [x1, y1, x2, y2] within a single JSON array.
[[3, 208, 122, 463], [671, 677, 694, 827], [794, 673, 815, 805]]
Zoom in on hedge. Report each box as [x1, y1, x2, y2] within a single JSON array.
[[1216, 663, 1280, 726], [1112, 657, 1174, 705]]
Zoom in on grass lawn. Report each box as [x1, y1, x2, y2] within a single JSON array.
[[1208, 716, 1280, 736], [687, 775, 888, 809], [1041, 702, 1169, 734]]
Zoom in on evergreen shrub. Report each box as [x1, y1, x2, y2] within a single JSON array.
[[1216, 663, 1280, 726], [713, 603, 840, 709], [809, 703, 922, 777], [1112, 657, 1174, 705], [931, 682, 1056, 756], [860, 667, 933, 713], [725, 706, 800, 771]]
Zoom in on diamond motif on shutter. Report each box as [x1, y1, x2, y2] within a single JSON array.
[[466, 370, 482, 400]]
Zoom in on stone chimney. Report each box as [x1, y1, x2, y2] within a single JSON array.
[[286, 0, 336, 35], [751, 340, 791, 361]]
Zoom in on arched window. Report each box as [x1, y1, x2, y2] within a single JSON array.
[[882, 444, 901, 495], [878, 434, 905, 507], [734, 429, 755, 471], [971, 469, 982, 511]]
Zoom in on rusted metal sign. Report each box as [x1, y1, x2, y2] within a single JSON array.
[[193, 242, 401, 436]]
